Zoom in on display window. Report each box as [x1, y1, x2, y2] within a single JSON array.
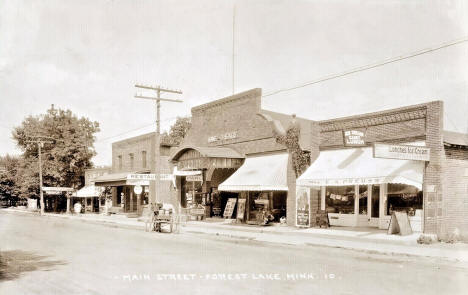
[[386, 184, 422, 216], [325, 186, 355, 214]]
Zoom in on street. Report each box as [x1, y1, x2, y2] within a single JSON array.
[[1, 211, 467, 295]]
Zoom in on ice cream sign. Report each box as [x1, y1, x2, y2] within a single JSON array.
[[343, 129, 366, 147]]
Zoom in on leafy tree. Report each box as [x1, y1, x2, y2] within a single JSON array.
[[12, 105, 100, 198], [161, 116, 191, 145], [0, 154, 21, 205]]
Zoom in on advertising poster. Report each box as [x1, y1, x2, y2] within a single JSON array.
[[296, 186, 310, 227]]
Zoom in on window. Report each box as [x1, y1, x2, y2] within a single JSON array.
[[129, 153, 134, 170], [325, 186, 355, 214], [142, 151, 147, 168], [386, 183, 422, 216], [118, 155, 122, 170]]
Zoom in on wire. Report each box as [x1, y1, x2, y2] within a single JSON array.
[[263, 36, 468, 98]]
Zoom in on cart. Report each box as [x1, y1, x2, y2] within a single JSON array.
[[151, 211, 174, 233]]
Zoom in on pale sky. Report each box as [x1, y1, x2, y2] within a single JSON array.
[[1, 0, 467, 166]]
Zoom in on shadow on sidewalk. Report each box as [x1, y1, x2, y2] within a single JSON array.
[[0, 250, 67, 282]]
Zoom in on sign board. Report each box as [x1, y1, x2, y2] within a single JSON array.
[[186, 175, 203, 182], [127, 174, 173, 181], [236, 199, 246, 221], [208, 131, 238, 143], [223, 198, 237, 218], [190, 208, 205, 216], [296, 187, 310, 227], [373, 143, 430, 161], [133, 185, 143, 195], [343, 129, 366, 147], [42, 187, 75, 192], [387, 211, 413, 236]]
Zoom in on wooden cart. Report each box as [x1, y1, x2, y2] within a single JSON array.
[[152, 213, 174, 233]]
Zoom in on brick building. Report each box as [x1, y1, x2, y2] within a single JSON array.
[[297, 101, 468, 240], [169, 88, 467, 240], [94, 132, 175, 215], [169, 88, 312, 224]]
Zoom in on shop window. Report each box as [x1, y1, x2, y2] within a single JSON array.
[[358, 185, 368, 215], [325, 186, 355, 214], [371, 185, 380, 218], [386, 184, 422, 216]]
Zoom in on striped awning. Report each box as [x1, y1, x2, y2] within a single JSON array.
[[218, 153, 289, 192]]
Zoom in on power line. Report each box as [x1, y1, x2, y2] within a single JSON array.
[[95, 116, 183, 143], [263, 36, 468, 98]]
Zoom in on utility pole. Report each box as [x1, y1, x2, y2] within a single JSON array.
[[26, 136, 54, 215], [134, 84, 183, 209]]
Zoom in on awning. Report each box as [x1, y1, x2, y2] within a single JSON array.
[[297, 147, 424, 190], [74, 185, 104, 198], [173, 167, 202, 176], [218, 153, 289, 191], [94, 172, 149, 186]]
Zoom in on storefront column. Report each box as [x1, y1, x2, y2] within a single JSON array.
[[379, 183, 388, 229], [320, 186, 326, 210], [66, 194, 71, 214], [367, 185, 372, 220], [130, 190, 134, 212], [354, 184, 359, 226]]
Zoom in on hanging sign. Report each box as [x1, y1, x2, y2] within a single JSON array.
[[296, 187, 310, 227], [343, 129, 366, 147], [373, 143, 430, 161], [133, 185, 143, 195], [186, 175, 203, 182]]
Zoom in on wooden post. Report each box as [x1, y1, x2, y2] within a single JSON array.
[[130, 190, 134, 212], [367, 184, 372, 221], [320, 186, 326, 211], [354, 184, 359, 226]]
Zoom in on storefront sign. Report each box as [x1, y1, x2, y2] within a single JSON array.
[[127, 174, 173, 181], [373, 143, 430, 161], [208, 131, 238, 143], [186, 175, 203, 182], [223, 198, 237, 218], [236, 199, 246, 220], [343, 129, 366, 147], [42, 186, 75, 192], [296, 187, 310, 227]]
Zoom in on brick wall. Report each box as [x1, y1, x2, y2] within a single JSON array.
[[112, 132, 172, 173], [442, 147, 468, 240]]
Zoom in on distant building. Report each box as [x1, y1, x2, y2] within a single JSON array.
[[94, 133, 176, 215]]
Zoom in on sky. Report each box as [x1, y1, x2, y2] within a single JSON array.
[[1, 0, 467, 166]]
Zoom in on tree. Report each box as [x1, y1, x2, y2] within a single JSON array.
[[0, 154, 22, 206], [161, 116, 191, 145], [12, 105, 100, 199]]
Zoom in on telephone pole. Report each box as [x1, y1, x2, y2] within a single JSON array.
[[26, 136, 54, 215], [134, 84, 182, 208]]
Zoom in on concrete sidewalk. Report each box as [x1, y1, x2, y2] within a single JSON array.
[[4, 208, 468, 263]]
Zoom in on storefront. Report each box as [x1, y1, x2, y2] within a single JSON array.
[[296, 145, 426, 231], [94, 172, 149, 215], [170, 146, 244, 218], [218, 153, 289, 224]]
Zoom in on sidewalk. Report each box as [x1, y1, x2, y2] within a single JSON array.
[[4, 208, 468, 263]]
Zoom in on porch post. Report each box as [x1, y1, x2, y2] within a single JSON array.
[[379, 183, 387, 228], [354, 184, 359, 226], [130, 189, 134, 212], [137, 193, 141, 215], [66, 193, 71, 214], [320, 186, 326, 210], [367, 184, 372, 220]]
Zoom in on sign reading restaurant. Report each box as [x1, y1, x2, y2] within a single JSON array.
[[373, 143, 431, 161], [208, 131, 238, 143], [343, 129, 366, 147]]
